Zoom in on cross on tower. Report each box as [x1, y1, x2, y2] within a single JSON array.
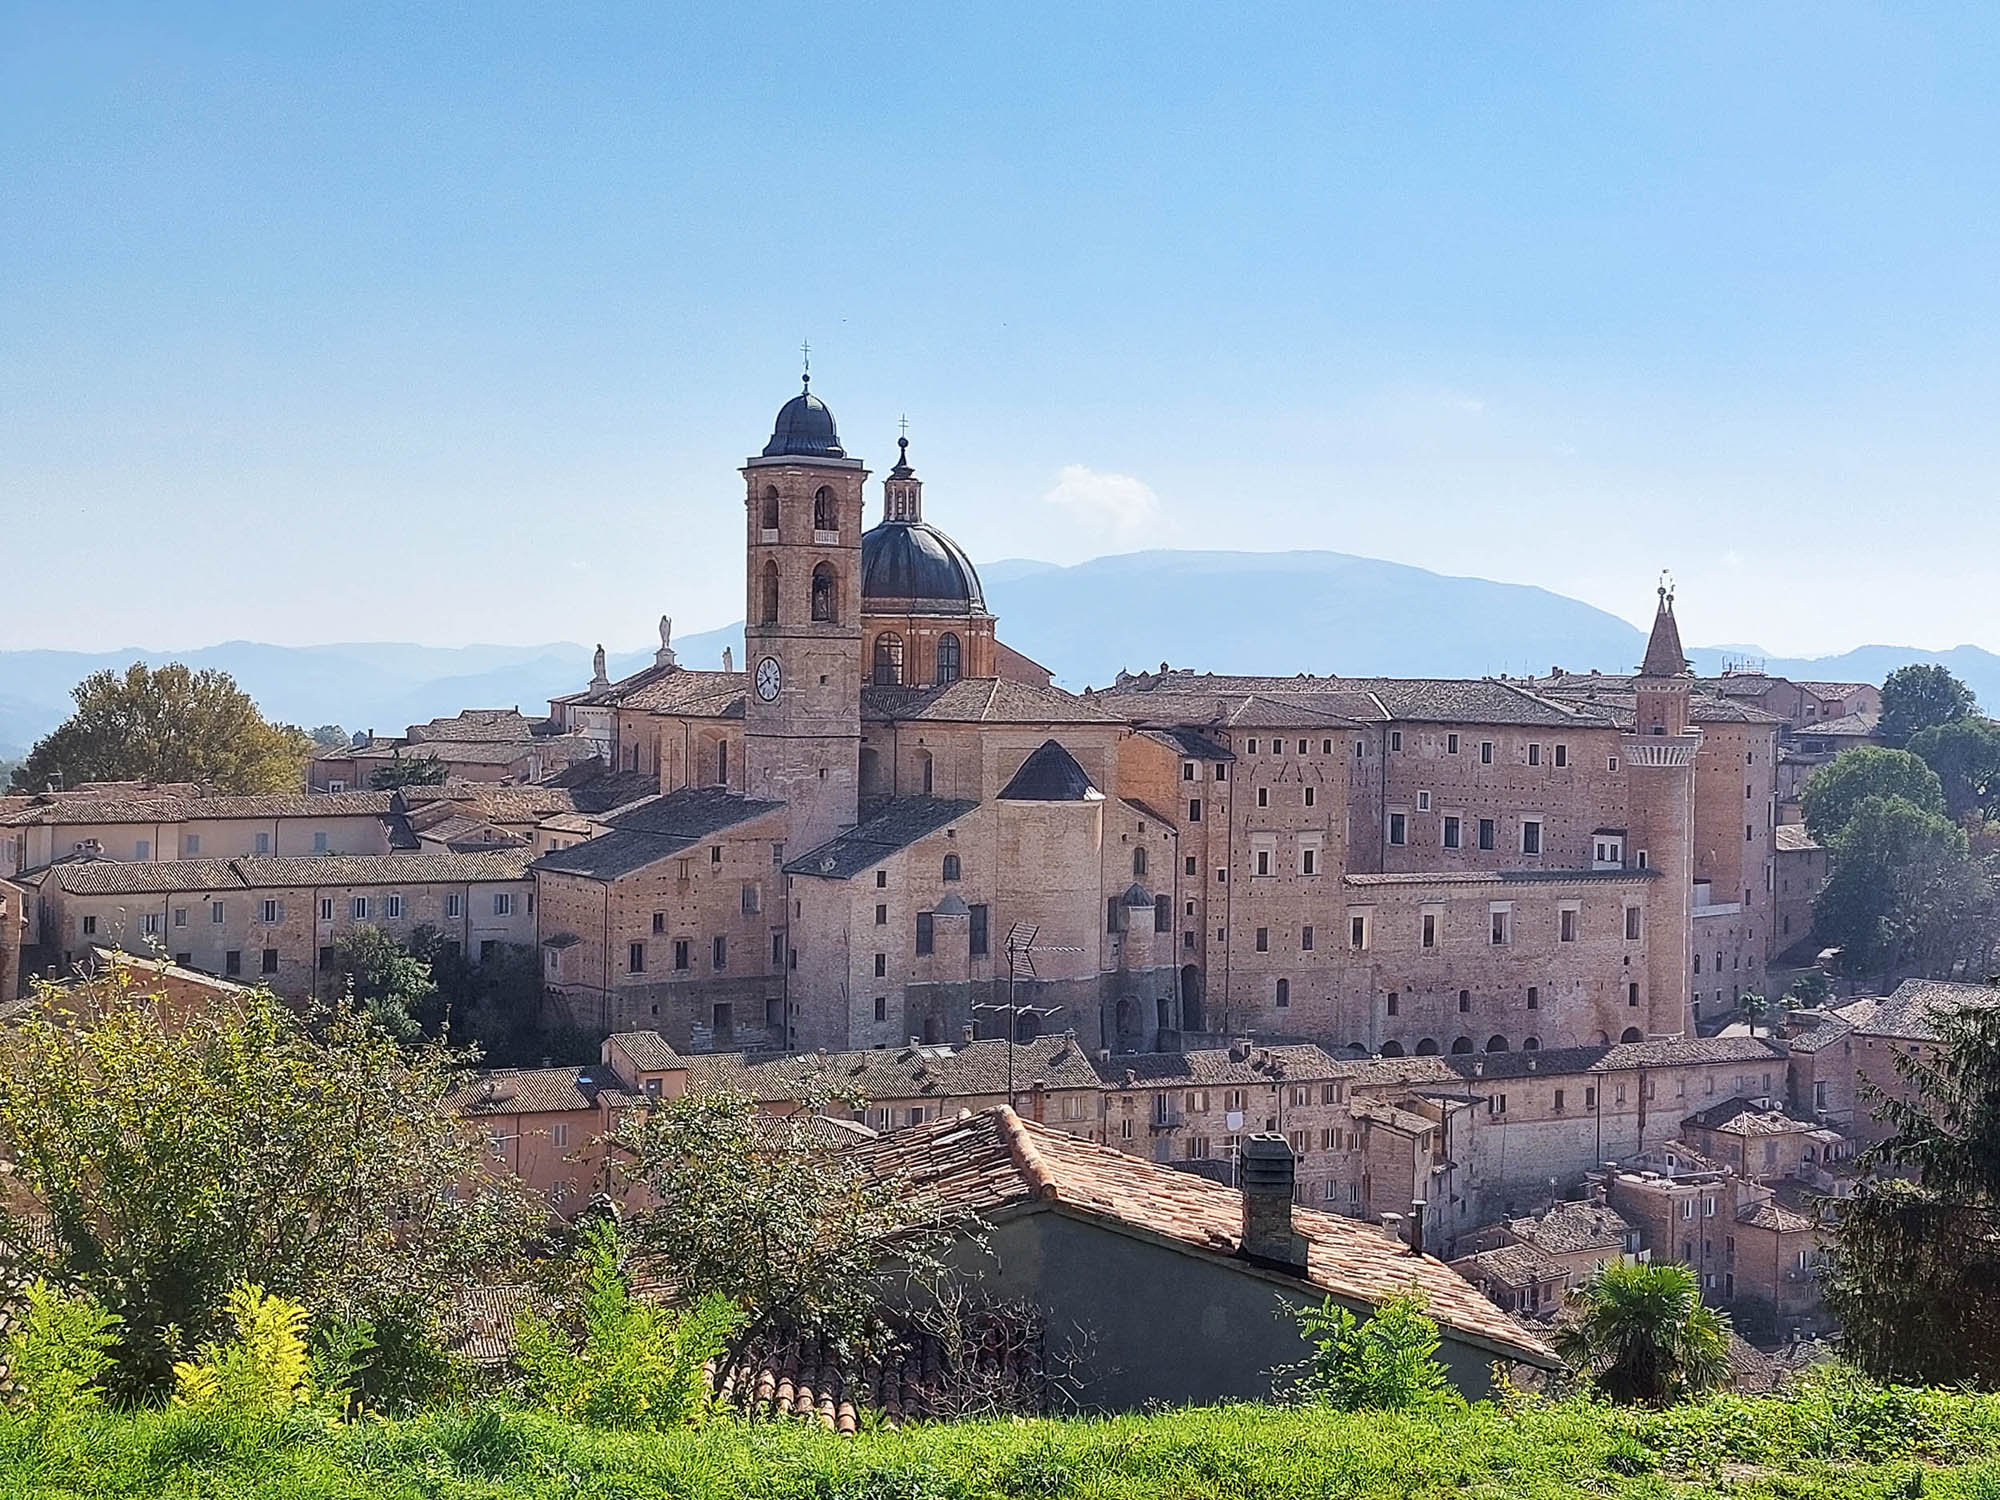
[[800, 339, 811, 386], [898, 413, 909, 439]]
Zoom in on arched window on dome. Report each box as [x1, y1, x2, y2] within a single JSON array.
[[872, 633, 904, 686], [760, 486, 779, 532], [941, 853, 960, 882], [935, 632, 962, 685], [760, 560, 780, 625], [1132, 847, 1147, 878], [813, 486, 836, 534], [811, 563, 836, 623]]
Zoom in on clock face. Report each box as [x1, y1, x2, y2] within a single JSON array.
[[755, 656, 782, 702]]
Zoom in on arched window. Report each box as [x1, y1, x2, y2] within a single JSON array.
[[1621, 1026, 1645, 1043], [872, 632, 904, 686], [941, 853, 960, 882], [1132, 846, 1147, 877], [715, 739, 728, 786], [761, 486, 779, 531], [1450, 1036, 1474, 1054], [811, 563, 836, 623], [1380, 1039, 1405, 1057], [1275, 978, 1289, 1008], [1485, 1035, 1509, 1052], [1522, 1036, 1540, 1051], [936, 632, 961, 685], [1415, 1037, 1440, 1055], [813, 486, 836, 533], [760, 560, 780, 624]]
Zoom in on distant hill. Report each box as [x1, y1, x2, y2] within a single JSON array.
[[0, 550, 1991, 757]]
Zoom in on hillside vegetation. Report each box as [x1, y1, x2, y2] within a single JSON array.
[[6, 1379, 2000, 1499]]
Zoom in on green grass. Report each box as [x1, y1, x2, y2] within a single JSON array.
[[8, 1380, 2000, 1499]]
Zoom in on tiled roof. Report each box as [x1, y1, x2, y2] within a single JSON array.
[[1508, 1201, 1633, 1255], [1108, 1043, 1346, 1088], [413, 815, 530, 850], [1807, 710, 1881, 737], [1343, 868, 1658, 888], [1774, 824, 1821, 853], [609, 1030, 683, 1070], [1682, 1098, 1810, 1136], [862, 678, 1120, 725], [41, 858, 245, 895], [342, 738, 584, 767], [234, 851, 534, 886], [407, 708, 548, 742], [536, 789, 784, 880], [1737, 1195, 1818, 1233], [997, 740, 1101, 802], [448, 1064, 646, 1115], [1640, 597, 1690, 678], [619, 669, 748, 718], [1533, 685, 1787, 727], [1857, 979, 2000, 1043], [1334, 1034, 1787, 1086], [786, 799, 978, 880], [858, 1106, 1557, 1367], [1786, 1010, 1858, 1055], [683, 1034, 1107, 1103], [1138, 726, 1236, 761], [0, 790, 397, 827], [1450, 1242, 1563, 1289], [1794, 681, 1871, 697]]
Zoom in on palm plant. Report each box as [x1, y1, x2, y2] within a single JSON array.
[[1554, 1260, 1732, 1405]]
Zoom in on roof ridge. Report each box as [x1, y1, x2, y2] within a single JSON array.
[[990, 1106, 1059, 1201]]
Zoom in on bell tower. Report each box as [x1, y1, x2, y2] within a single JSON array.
[[1624, 578, 1699, 1039], [742, 366, 866, 856]]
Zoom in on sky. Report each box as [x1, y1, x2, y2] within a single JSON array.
[[4, 3, 1999, 657]]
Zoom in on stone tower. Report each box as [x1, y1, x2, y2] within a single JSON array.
[[1624, 583, 1699, 1039], [741, 372, 867, 856]]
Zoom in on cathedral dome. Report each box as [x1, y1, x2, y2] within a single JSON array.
[[861, 518, 986, 614], [761, 380, 847, 459]]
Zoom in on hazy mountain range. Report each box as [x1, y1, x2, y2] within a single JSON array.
[[1, 549, 1990, 759]]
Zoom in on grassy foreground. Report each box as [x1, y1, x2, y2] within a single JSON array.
[[6, 1383, 2000, 1499]]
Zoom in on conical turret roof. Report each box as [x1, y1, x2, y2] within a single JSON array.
[[1640, 587, 1690, 678]]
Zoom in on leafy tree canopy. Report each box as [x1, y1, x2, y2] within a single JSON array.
[[1880, 663, 1978, 747], [1908, 717, 2000, 824], [1824, 991, 2000, 1385], [326, 924, 442, 1042], [0, 970, 533, 1402], [370, 753, 450, 789], [1554, 1260, 1731, 1405], [1802, 746, 1946, 840], [9, 663, 311, 794], [1813, 794, 1988, 980], [309, 725, 350, 750]]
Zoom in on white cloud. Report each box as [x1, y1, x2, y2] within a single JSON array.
[[1041, 464, 1162, 539]]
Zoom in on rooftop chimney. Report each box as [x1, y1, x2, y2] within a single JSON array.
[[1029, 1078, 1047, 1122], [962, 1024, 976, 1046], [1238, 1134, 1309, 1273]]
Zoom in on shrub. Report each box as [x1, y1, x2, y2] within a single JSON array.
[[2, 1278, 120, 1419], [173, 1283, 314, 1415], [514, 1218, 744, 1429], [1290, 1289, 1454, 1411]]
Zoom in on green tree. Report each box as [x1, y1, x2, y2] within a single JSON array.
[[514, 1218, 743, 1429], [10, 663, 312, 794], [1289, 1290, 1454, 1411], [1802, 747, 1946, 841], [1740, 991, 1782, 1037], [1880, 663, 1978, 747], [621, 1087, 967, 1366], [309, 724, 350, 750], [1785, 970, 1832, 1008], [1813, 794, 1990, 979], [0, 970, 532, 1401], [326, 924, 442, 1041], [369, 752, 450, 790], [1554, 1260, 1731, 1405], [1908, 717, 2000, 823], [1823, 989, 2000, 1385]]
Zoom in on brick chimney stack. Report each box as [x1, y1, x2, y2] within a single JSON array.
[[1239, 1134, 1309, 1272]]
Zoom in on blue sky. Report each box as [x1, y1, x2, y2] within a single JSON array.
[[4, 4, 1998, 656]]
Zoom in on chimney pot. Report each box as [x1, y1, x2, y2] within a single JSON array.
[[1238, 1134, 1309, 1273], [962, 1024, 975, 1046]]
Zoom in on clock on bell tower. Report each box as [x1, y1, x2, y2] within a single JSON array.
[[741, 368, 865, 856]]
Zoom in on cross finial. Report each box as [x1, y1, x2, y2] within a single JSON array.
[[800, 340, 811, 389], [1658, 568, 1674, 606], [898, 412, 909, 439]]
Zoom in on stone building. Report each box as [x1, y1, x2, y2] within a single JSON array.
[[0, 787, 404, 878], [17, 850, 534, 997], [1773, 823, 1828, 959], [309, 709, 596, 791]]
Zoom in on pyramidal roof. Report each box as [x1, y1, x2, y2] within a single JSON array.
[[1639, 589, 1691, 678], [997, 739, 1103, 802]]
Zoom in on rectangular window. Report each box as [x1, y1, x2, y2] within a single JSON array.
[[653, 911, 667, 934], [141, 912, 160, 935], [1527, 985, 1539, 1010], [1257, 787, 1268, 808], [874, 952, 887, 977], [312, 832, 328, 853], [1522, 820, 1542, 856], [772, 931, 785, 966], [1255, 849, 1271, 876], [1184, 856, 1197, 876], [224, 950, 242, 976], [210, 901, 224, 924], [628, 942, 645, 973], [134, 839, 150, 860], [874, 995, 888, 1022], [1421, 913, 1436, 948], [1628, 982, 1641, 1007], [385, 894, 403, 919], [1153, 895, 1170, 934], [1490, 909, 1510, 945], [1387, 812, 1407, 845], [1478, 818, 1495, 851], [1390, 730, 1403, 752], [493, 893, 513, 917], [1417, 790, 1431, 812], [1555, 744, 1568, 767], [253, 832, 270, 854], [674, 939, 691, 971], [1480, 741, 1494, 765], [1528, 743, 1542, 766], [1106, 897, 1125, 934], [1301, 846, 1317, 875], [1350, 914, 1368, 950], [1555, 1088, 1566, 1111], [183, 834, 201, 856], [710, 846, 722, 865], [172, 906, 187, 927], [1303, 785, 1315, 808], [1301, 925, 1314, 951], [915, 913, 934, 956], [1626, 907, 1642, 940], [1255, 927, 1269, 952], [712, 935, 728, 970], [262, 899, 282, 923], [1188, 798, 1202, 822], [741, 884, 760, 916], [350, 896, 367, 921], [1183, 762, 1196, 781], [445, 893, 463, 918], [971, 904, 990, 955], [1386, 991, 1399, 1016], [261, 948, 279, 974], [1442, 815, 1460, 849], [876, 870, 887, 888], [1447, 733, 1460, 754], [1560, 907, 1578, 943]]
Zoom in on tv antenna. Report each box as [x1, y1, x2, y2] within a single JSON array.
[[972, 922, 1081, 1107]]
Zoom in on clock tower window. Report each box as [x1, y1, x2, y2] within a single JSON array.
[[813, 487, 837, 533], [760, 560, 780, 624], [810, 563, 837, 623]]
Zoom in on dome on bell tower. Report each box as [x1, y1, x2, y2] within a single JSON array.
[[761, 372, 847, 459]]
